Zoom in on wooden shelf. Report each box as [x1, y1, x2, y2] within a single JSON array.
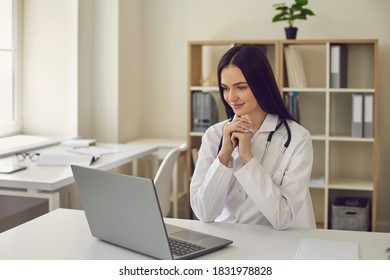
[[187, 39, 378, 231]]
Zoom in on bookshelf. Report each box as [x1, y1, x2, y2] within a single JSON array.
[[187, 39, 378, 231]]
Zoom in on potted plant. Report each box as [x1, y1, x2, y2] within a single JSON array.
[[272, 0, 315, 39]]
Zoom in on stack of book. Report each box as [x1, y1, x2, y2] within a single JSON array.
[[284, 46, 307, 88], [284, 91, 300, 122], [283, 46, 307, 122]]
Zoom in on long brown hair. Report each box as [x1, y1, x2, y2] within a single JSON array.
[[217, 44, 295, 121]]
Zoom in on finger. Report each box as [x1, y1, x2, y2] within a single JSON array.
[[230, 134, 239, 148], [234, 125, 254, 134], [231, 116, 249, 124], [236, 116, 253, 124], [225, 124, 246, 135], [231, 118, 253, 131]]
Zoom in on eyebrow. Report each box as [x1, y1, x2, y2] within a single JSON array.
[[221, 82, 248, 87]]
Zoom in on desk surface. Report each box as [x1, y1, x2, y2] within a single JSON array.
[[0, 143, 158, 191], [0, 208, 389, 260], [0, 135, 63, 158], [127, 138, 186, 149]]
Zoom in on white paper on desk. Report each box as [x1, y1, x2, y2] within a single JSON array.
[[36, 154, 95, 166], [295, 238, 359, 260], [67, 146, 120, 157], [61, 139, 96, 148]]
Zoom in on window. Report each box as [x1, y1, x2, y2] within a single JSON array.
[[0, 0, 21, 137]]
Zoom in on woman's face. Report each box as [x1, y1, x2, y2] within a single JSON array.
[[221, 65, 262, 117]]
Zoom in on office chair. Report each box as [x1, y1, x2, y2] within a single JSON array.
[[153, 143, 187, 217]]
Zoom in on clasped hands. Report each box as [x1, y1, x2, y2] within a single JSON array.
[[218, 116, 254, 166]]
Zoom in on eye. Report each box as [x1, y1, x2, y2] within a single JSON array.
[[238, 85, 247, 91], [221, 86, 229, 92]]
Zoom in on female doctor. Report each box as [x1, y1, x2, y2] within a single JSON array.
[[190, 44, 316, 230]]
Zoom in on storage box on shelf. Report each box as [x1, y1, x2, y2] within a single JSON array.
[[331, 197, 370, 231], [187, 39, 378, 231]]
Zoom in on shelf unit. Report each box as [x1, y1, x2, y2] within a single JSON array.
[[187, 40, 378, 231]]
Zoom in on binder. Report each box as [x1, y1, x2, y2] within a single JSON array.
[[284, 47, 296, 87], [351, 93, 363, 137], [284, 46, 307, 88], [191, 92, 219, 132], [330, 45, 348, 88], [290, 46, 307, 88], [363, 93, 374, 138]]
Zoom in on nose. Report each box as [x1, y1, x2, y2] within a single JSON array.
[[228, 89, 238, 103]]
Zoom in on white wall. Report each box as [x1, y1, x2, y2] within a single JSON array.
[[117, 0, 143, 143], [22, 0, 142, 142], [77, 0, 143, 142], [89, 0, 119, 142], [22, 0, 78, 137], [77, 0, 93, 139], [140, 0, 390, 231]]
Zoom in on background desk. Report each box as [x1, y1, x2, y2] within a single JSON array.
[[0, 208, 389, 260], [127, 138, 188, 218], [0, 143, 158, 211]]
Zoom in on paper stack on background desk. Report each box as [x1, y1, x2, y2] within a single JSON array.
[[68, 146, 120, 157], [36, 146, 120, 166], [36, 154, 95, 166], [61, 139, 96, 148], [0, 163, 26, 174], [35, 139, 98, 166]]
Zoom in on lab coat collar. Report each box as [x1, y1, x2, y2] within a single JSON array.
[[259, 114, 279, 133]]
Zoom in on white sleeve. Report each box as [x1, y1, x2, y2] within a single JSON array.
[[190, 125, 235, 222], [234, 131, 313, 230]]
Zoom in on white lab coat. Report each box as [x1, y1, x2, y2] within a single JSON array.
[[190, 114, 316, 230]]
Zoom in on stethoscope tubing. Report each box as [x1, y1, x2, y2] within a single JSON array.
[[260, 118, 291, 177]]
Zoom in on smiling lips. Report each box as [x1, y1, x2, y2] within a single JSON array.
[[231, 103, 244, 110]]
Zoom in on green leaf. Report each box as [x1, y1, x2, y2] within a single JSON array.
[[296, 0, 309, 5], [302, 8, 315, 16], [292, 3, 303, 10], [275, 6, 288, 12], [272, 2, 286, 7], [271, 0, 315, 25], [295, 15, 306, 20], [272, 14, 287, 22]]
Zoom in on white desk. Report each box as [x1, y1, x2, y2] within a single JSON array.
[[0, 135, 63, 158], [0, 143, 158, 211], [0, 208, 389, 260]]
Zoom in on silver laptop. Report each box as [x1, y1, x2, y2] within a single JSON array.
[[71, 165, 232, 260]]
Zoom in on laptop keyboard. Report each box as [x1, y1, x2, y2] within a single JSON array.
[[169, 238, 206, 257]]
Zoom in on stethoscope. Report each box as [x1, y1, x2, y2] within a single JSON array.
[[260, 118, 292, 177], [218, 116, 292, 177]]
